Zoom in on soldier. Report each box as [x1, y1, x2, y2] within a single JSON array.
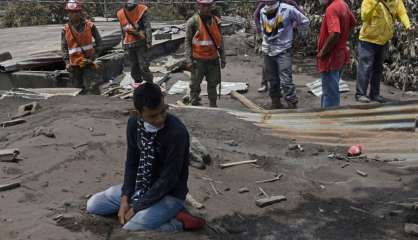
[[185, 0, 226, 107], [117, 0, 153, 83], [62, 0, 102, 94]]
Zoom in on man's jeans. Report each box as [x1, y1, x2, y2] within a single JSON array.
[[86, 184, 184, 232], [264, 49, 298, 104], [321, 70, 341, 108], [356, 40, 388, 99]]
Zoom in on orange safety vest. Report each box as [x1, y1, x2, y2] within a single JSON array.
[[192, 16, 222, 60], [117, 5, 148, 45], [63, 21, 95, 66]]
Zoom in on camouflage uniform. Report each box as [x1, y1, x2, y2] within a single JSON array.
[[185, 14, 226, 106], [61, 18, 102, 94]]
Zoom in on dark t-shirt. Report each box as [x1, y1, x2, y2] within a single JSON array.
[[317, 0, 357, 73], [121, 113, 190, 212]]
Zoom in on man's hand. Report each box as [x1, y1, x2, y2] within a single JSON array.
[[124, 208, 135, 223], [221, 60, 226, 69], [117, 196, 130, 225], [66, 63, 72, 71], [127, 29, 139, 36], [185, 63, 193, 72], [318, 49, 326, 60], [409, 24, 416, 33], [146, 43, 152, 49]]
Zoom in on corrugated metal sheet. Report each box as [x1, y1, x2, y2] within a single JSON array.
[[228, 101, 418, 162], [306, 79, 350, 97]]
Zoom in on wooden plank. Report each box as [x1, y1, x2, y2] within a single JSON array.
[[0, 181, 21, 192], [356, 169, 368, 177], [220, 160, 258, 169], [210, 183, 220, 195], [1, 119, 26, 128], [258, 187, 269, 197], [256, 195, 287, 207], [256, 174, 283, 184], [230, 90, 264, 112], [186, 193, 205, 209], [0, 149, 19, 162]]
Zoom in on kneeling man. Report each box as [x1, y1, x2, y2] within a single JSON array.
[[87, 83, 204, 232]]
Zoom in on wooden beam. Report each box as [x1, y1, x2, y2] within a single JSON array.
[[220, 160, 258, 169], [0, 149, 19, 162], [186, 193, 205, 209], [1, 119, 26, 128], [0, 181, 21, 192], [230, 90, 264, 112], [256, 174, 283, 184], [256, 195, 287, 207]]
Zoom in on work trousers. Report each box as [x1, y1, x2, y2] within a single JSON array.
[[127, 46, 153, 83], [70, 65, 100, 94], [189, 58, 221, 105], [86, 184, 184, 232], [356, 40, 388, 99], [264, 49, 298, 104], [321, 70, 341, 108]]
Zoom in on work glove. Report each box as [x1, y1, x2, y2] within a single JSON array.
[[80, 58, 97, 70]]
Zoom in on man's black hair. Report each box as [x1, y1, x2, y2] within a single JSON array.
[[133, 83, 163, 112]]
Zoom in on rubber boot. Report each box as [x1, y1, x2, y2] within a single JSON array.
[[270, 97, 284, 109], [209, 99, 217, 108]]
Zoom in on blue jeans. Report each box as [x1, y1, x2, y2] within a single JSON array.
[[264, 49, 298, 104], [86, 184, 185, 232], [321, 70, 341, 108]]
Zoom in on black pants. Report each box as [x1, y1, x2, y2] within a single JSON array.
[[356, 40, 388, 99]]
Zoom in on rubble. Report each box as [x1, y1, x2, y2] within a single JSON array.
[[0, 52, 12, 62], [168, 81, 249, 96], [405, 223, 418, 236], [14, 102, 41, 119], [190, 136, 211, 170], [33, 127, 55, 138], [0, 149, 20, 162], [238, 187, 250, 194]]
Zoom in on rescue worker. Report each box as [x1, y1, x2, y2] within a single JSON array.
[[260, 0, 309, 109], [185, 0, 226, 107], [62, 0, 102, 94], [117, 0, 153, 83]]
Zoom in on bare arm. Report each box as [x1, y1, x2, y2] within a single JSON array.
[[319, 32, 340, 59]]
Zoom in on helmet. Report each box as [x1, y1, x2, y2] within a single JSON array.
[[197, 0, 214, 4], [127, 0, 139, 4], [65, 0, 82, 11]]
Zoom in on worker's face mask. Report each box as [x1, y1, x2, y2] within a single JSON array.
[[319, 0, 330, 5], [143, 121, 164, 133]]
